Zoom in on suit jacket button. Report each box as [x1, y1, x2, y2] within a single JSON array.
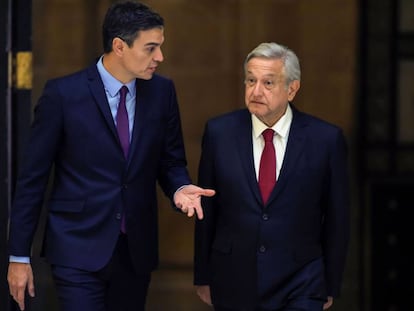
[[116, 213, 122, 220], [262, 213, 269, 220], [259, 245, 266, 253]]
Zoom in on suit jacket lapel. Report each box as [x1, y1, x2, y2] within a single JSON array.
[[236, 110, 263, 205], [87, 65, 121, 148], [126, 78, 149, 167], [267, 107, 307, 204]]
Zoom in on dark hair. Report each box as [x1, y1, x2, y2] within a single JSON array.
[[102, 1, 164, 53]]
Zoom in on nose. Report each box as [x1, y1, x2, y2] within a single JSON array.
[[252, 81, 263, 96], [154, 47, 164, 63]]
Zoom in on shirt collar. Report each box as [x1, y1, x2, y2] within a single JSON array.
[[96, 56, 135, 97], [252, 104, 293, 139]]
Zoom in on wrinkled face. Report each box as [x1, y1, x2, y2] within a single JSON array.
[[115, 27, 165, 82], [244, 57, 300, 127]]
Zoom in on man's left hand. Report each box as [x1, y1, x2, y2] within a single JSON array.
[[323, 296, 333, 310], [174, 184, 215, 219]]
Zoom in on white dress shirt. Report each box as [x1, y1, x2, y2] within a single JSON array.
[[251, 104, 293, 181]]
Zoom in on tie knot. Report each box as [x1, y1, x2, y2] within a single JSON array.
[[262, 129, 274, 142], [119, 85, 128, 100]]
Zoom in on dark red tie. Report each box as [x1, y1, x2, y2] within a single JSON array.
[[116, 85, 129, 158], [258, 129, 276, 204], [116, 86, 129, 233]]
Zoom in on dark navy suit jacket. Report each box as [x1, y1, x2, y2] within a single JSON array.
[[8, 63, 191, 274], [194, 108, 350, 310]]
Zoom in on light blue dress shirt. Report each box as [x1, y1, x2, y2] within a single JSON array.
[[97, 55, 136, 137]]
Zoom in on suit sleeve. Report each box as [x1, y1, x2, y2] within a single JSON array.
[[322, 128, 350, 297], [194, 122, 217, 285], [8, 80, 63, 256], [156, 79, 192, 200]]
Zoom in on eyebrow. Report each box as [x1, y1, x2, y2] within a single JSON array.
[[144, 42, 160, 47]]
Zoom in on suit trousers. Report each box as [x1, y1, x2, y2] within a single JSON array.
[[51, 234, 151, 311], [214, 297, 324, 311]]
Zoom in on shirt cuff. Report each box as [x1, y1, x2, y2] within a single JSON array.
[[9, 256, 30, 264]]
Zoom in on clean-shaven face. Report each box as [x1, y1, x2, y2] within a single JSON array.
[[245, 57, 300, 127], [121, 27, 165, 81]]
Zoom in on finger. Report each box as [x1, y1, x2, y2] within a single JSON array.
[[197, 189, 215, 197], [323, 301, 332, 310], [8, 284, 16, 298], [9, 282, 26, 310], [28, 279, 35, 298], [204, 189, 216, 197], [197, 289, 212, 306], [186, 206, 195, 218], [197, 291, 208, 304], [16, 290, 25, 311], [194, 205, 204, 220]]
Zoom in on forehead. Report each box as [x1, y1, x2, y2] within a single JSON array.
[[245, 57, 284, 76], [133, 27, 165, 45]]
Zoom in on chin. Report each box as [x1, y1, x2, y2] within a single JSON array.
[[139, 74, 153, 80], [248, 106, 264, 115]]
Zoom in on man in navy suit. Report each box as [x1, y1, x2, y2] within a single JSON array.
[[194, 42, 350, 311], [7, 1, 214, 310]]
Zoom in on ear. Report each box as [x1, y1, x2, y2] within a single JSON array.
[[287, 80, 300, 101], [112, 37, 125, 56]]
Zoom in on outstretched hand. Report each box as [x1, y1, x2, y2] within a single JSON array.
[[174, 184, 215, 219]]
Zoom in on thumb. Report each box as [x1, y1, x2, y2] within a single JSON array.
[[200, 189, 215, 197], [27, 273, 35, 298]]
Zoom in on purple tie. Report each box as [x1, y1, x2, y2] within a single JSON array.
[[116, 85, 129, 158], [258, 129, 276, 204], [117, 86, 129, 233]]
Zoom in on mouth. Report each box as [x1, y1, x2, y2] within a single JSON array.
[[148, 66, 157, 73], [250, 100, 265, 105]]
